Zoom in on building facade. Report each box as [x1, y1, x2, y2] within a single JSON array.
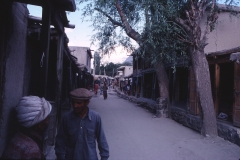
[[129, 5, 240, 146], [69, 46, 94, 89], [69, 46, 93, 72], [0, 0, 77, 155], [169, 5, 240, 146]]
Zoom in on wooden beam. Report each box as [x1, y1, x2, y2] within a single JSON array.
[[206, 46, 240, 57], [66, 24, 75, 29], [51, 9, 64, 34], [14, 0, 42, 6], [15, 0, 76, 32], [207, 57, 231, 64], [28, 15, 75, 29], [56, 0, 76, 12], [53, 33, 64, 142], [14, 0, 76, 12], [40, 3, 51, 98], [214, 64, 220, 117]]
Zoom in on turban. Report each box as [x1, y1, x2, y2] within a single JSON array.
[[16, 96, 52, 128]]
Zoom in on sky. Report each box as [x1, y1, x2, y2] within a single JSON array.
[[27, 5, 131, 64]]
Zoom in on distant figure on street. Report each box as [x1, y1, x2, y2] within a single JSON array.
[[1, 96, 52, 160], [100, 82, 104, 95], [94, 81, 99, 95], [103, 83, 108, 100], [123, 84, 127, 95], [127, 85, 130, 96], [55, 88, 109, 160], [112, 80, 115, 89], [114, 79, 117, 89]]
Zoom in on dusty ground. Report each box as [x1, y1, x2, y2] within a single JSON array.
[[89, 89, 240, 160]]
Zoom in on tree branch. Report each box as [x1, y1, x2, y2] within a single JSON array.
[[145, 7, 150, 29], [94, 8, 123, 27], [201, 0, 217, 45], [199, 0, 209, 9], [175, 17, 191, 33], [115, 0, 141, 43]]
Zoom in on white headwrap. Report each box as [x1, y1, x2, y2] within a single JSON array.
[[16, 96, 52, 128]]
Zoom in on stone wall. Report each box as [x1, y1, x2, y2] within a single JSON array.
[[171, 107, 240, 147], [116, 88, 158, 114], [116, 88, 170, 118], [0, 2, 28, 155], [171, 107, 201, 132], [217, 122, 240, 146], [116, 89, 240, 147]]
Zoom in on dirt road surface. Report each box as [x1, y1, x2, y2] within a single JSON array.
[[89, 89, 240, 160]]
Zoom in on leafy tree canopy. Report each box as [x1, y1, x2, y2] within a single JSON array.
[[77, 0, 240, 66], [98, 61, 132, 76], [77, 0, 191, 67]]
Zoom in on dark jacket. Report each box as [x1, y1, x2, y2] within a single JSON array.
[[55, 109, 109, 160]]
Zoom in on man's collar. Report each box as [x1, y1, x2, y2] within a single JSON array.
[[70, 108, 92, 121], [87, 109, 92, 121]]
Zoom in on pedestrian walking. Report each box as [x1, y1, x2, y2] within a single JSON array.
[[100, 82, 104, 95], [55, 88, 109, 160], [103, 83, 108, 100], [1, 96, 52, 160], [127, 84, 130, 96], [94, 81, 99, 95], [123, 84, 127, 95]]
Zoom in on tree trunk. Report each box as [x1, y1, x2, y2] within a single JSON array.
[[154, 62, 170, 118], [115, 0, 170, 118], [190, 47, 218, 136]]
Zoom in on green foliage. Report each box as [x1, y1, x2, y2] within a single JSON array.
[[99, 62, 121, 76], [122, 61, 132, 66], [77, 0, 240, 69], [76, 0, 190, 67], [77, 0, 143, 55], [98, 61, 132, 76], [136, 0, 190, 66]]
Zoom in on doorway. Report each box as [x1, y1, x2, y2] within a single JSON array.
[[218, 62, 234, 122]]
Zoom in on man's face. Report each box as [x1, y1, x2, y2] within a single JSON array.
[[41, 116, 50, 130], [35, 115, 50, 133], [72, 99, 89, 115]]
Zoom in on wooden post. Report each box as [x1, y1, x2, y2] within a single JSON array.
[[135, 56, 138, 97], [69, 62, 73, 90], [45, 34, 64, 147], [140, 73, 144, 97], [215, 64, 220, 116], [56, 33, 64, 120], [54, 33, 64, 134], [41, 3, 51, 98], [233, 63, 240, 127], [172, 70, 176, 106], [153, 72, 156, 100], [189, 67, 199, 115]]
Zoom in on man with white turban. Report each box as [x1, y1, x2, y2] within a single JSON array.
[[1, 96, 52, 160]]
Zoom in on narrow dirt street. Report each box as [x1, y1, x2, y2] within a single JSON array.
[[89, 89, 240, 160]]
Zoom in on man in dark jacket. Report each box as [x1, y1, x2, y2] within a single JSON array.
[[103, 83, 108, 100], [55, 88, 109, 160]]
